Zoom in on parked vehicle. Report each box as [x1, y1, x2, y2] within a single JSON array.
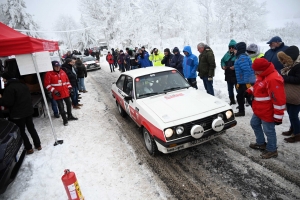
[[111, 67, 237, 156], [0, 119, 25, 194], [81, 56, 101, 71]]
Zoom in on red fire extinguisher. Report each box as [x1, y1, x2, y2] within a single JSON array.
[[61, 169, 84, 200]]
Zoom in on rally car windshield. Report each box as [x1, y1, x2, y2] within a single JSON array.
[[135, 70, 190, 99]]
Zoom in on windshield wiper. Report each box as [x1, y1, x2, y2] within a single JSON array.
[[163, 87, 182, 93], [139, 92, 158, 98]]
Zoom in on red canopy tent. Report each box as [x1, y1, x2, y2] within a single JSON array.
[[0, 22, 59, 56], [0, 22, 63, 146]]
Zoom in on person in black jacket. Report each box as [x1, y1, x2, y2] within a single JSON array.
[[61, 58, 82, 109], [161, 48, 174, 67], [169, 47, 184, 75], [0, 71, 41, 154], [75, 59, 88, 93]]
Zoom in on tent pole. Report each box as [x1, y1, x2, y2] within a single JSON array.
[[31, 53, 63, 146]]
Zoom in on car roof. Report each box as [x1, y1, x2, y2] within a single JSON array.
[[121, 67, 175, 78]]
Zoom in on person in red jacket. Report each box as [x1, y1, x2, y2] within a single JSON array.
[[44, 61, 78, 126], [106, 51, 115, 72], [245, 58, 286, 159]]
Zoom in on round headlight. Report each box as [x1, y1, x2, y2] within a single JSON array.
[[164, 128, 174, 138], [218, 113, 224, 119], [176, 126, 184, 135], [226, 110, 233, 119]]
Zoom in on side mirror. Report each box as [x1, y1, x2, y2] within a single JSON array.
[[124, 96, 132, 101]]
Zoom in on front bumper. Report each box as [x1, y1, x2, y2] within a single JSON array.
[[155, 120, 237, 154]]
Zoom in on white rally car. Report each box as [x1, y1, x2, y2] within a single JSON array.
[[111, 67, 237, 156]]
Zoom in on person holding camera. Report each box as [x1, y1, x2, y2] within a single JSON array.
[[149, 48, 164, 66], [245, 58, 286, 159], [44, 61, 78, 126], [221, 39, 237, 105]]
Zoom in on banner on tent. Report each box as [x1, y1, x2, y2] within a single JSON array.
[[15, 51, 52, 75]]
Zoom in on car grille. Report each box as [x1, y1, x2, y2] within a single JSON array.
[[185, 115, 213, 132]]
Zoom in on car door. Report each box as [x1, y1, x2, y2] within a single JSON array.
[[123, 76, 140, 125], [115, 75, 126, 110]]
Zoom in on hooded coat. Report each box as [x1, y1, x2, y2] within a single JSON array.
[[277, 46, 300, 105], [149, 50, 164, 66], [234, 42, 255, 84], [264, 42, 289, 73], [161, 48, 174, 67], [138, 51, 152, 68], [221, 40, 237, 83], [182, 46, 199, 78], [247, 62, 286, 123], [169, 47, 184, 75]]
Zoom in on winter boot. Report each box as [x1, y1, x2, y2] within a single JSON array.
[[249, 142, 266, 150], [282, 128, 293, 136], [284, 134, 300, 143], [61, 112, 68, 126], [68, 115, 78, 121], [229, 96, 236, 105], [260, 150, 278, 159], [234, 111, 245, 117]]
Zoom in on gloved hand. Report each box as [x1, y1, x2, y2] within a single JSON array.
[[274, 120, 282, 125], [69, 88, 74, 96], [53, 90, 61, 97], [246, 83, 252, 89], [208, 76, 213, 81]]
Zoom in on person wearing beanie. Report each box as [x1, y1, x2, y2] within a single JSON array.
[[264, 36, 289, 73], [233, 42, 256, 117], [277, 45, 300, 143], [221, 39, 237, 105], [149, 48, 164, 66], [161, 48, 174, 67], [169, 47, 184, 75], [0, 71, 42, 154], [246, 43, 264, 63], [183, 46, 199, 89], [244, 58, 286, 159], [111, 48, 118, 69], [44, 61, 78, 126]]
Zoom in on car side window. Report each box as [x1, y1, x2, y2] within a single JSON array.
[[124, 76, 133, 96], [116, 75, 126, 90]]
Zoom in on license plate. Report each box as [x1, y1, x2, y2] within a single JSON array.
[[190, 130, 225, 145], [15, 144, 24, 162]]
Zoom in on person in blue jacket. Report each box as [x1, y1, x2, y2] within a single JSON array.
[[137, 48, 152, 68], [182, 46, 199, 89], [234, 42, 256, 117], [264, 36, 288, 73]]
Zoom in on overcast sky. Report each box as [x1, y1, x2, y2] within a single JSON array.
[[24, 0, 300, 36]]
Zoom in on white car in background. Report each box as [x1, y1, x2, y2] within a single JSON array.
[[81, 56, 101, 71], [111, 67, 237, 156]]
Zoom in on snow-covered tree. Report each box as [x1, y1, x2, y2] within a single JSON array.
[[54, 15, 79, 50], [268, 22, 300, 46], [0, 0, 41, 38], [75, 15, 97, 51], [214, 0, 267, 42]]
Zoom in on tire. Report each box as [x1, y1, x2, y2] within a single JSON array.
[[116, 101, 126, 117], [143, 127, 158, 156]]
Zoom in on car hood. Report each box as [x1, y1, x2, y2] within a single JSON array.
[[142, 89, 228, 123], [84, 61, 95, 64]]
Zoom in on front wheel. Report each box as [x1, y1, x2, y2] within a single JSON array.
[[116, 101, 126, 117], [143, 127, 158, 156]]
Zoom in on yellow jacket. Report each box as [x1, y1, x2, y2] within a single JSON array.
[[149, 51, 164, 66]]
